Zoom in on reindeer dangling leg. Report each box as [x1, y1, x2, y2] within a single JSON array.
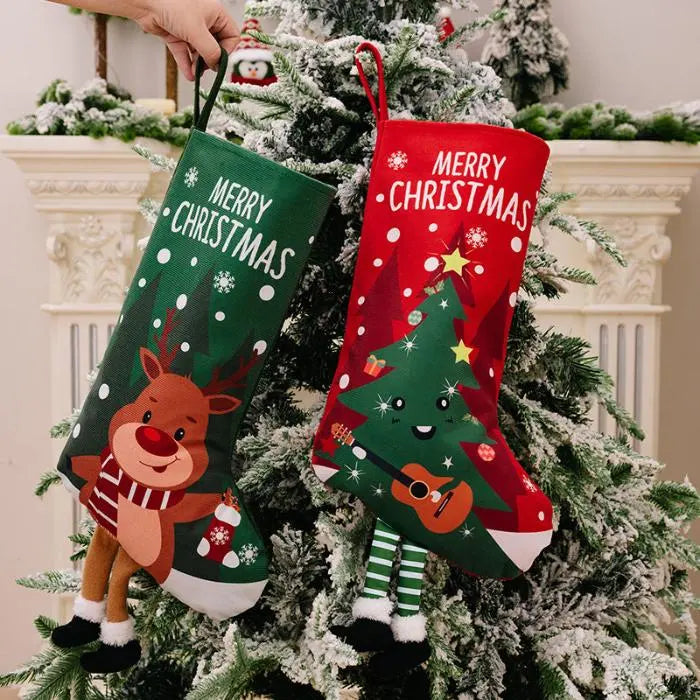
[[52, 526, 118, 649], [80, 546, 142, 673]]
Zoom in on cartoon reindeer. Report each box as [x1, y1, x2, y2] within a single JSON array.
[[52, 308, 258, 673]]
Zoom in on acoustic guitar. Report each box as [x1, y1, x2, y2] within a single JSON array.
[[331, 422, 473, 534]]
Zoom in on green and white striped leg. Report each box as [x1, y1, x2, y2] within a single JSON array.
[[352, 519, 399, 624], [391, 541, 428, 642]]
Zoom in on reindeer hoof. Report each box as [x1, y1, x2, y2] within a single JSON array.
[[80, 640, 141, 674], [51, 616, 101, 648]]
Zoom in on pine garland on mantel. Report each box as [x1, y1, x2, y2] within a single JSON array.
[[6, 78, 192, 146], [515, 101, 700, 143]]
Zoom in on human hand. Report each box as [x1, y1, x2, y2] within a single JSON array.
[[51, 0, 241, 80], [131, 0, 240, 80]]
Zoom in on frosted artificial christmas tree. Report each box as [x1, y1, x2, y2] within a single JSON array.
[[482, 0, 569, 109], [2, 1, 698, 698]]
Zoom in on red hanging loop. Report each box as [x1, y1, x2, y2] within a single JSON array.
[[354, 42, 388, 123]]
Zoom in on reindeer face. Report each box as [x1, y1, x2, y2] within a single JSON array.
[[108, 348, 241, 491]]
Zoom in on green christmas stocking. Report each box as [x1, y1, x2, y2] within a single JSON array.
[[50, 50, 335, 674]]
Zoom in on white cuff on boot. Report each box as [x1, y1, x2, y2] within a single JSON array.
[[100, 617, 136, 647], [352, 596, 393, 625], [391, 613, 427, 643], [73, 595, 106, 623]]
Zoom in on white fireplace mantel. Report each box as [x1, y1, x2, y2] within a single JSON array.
[[537, 140, 700, 456]]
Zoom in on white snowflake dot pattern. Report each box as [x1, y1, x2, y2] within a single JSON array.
[[184, 166, 199, 188], [466, 226, 488, 248], [239, 543, 259, 565], [209, 526, 230, 545], [387, 150, 408, 170], [214, 270, 235, 294]]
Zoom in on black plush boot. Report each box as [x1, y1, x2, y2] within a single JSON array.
[[368, 613, 431, 679], [368, 639, 431, 680], [81, 640, 142, 674], [80, 617, 141, 673], [331, 596, 395, 652], [52, 616, 101, 648], [51, 595, 105, 648], [331, 617, 394, 652]]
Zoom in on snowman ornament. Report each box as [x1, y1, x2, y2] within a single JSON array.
[[229, 18, 277, 86]]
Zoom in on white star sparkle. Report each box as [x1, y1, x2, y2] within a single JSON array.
[[374, 394, 393, 417], [442, 456, 453, 469], [345, 462, 363, 483], [401, 334, 418, 354], [439, 298, 449, 309], [372, 483, 385, 497], [461, 524, 474, 538], [441, 379, 458, 397]]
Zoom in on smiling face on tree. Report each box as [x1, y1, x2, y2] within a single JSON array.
[[340, 276, 486, 449]]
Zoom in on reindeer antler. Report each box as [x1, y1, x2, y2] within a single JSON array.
[[202, 352, 260, 396], [153, 308, 179, 371]]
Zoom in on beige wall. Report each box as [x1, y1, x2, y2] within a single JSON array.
[[0, 0, 697, 676]]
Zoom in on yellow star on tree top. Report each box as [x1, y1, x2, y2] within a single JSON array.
[[451, 339, 474, 364], [441, 247, 469, 275]]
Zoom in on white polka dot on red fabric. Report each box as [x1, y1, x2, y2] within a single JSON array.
[[376, 193, 385, 203], [387, 227, 400, 242], [339, 374, 350, 389], [358, 296, 365, 306], [538, 511, 545, 521], [428, 223, 438, 232], [509, 292, 517, 307], [403, 288, 412, 297], [373, 258, 383, 267], [474, 265, 484, 275], [358, 326, 365, 336], [511, 237, 523, 253], [424, 257, 439, 272]]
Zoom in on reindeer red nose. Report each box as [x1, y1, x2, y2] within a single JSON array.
[[135, 426, 178, 457]]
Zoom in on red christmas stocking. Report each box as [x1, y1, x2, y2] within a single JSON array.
[[314, 42, 553, 656]]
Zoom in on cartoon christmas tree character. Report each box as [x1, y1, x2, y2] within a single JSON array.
[[229, 18, 276, 86], [321, 277, 516, 674]]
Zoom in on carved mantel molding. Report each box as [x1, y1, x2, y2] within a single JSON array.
[[548, 140, 700, 307], [0, 135, 177, 307]]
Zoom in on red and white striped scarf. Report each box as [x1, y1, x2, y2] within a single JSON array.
[[87, 447, 186, 537]]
